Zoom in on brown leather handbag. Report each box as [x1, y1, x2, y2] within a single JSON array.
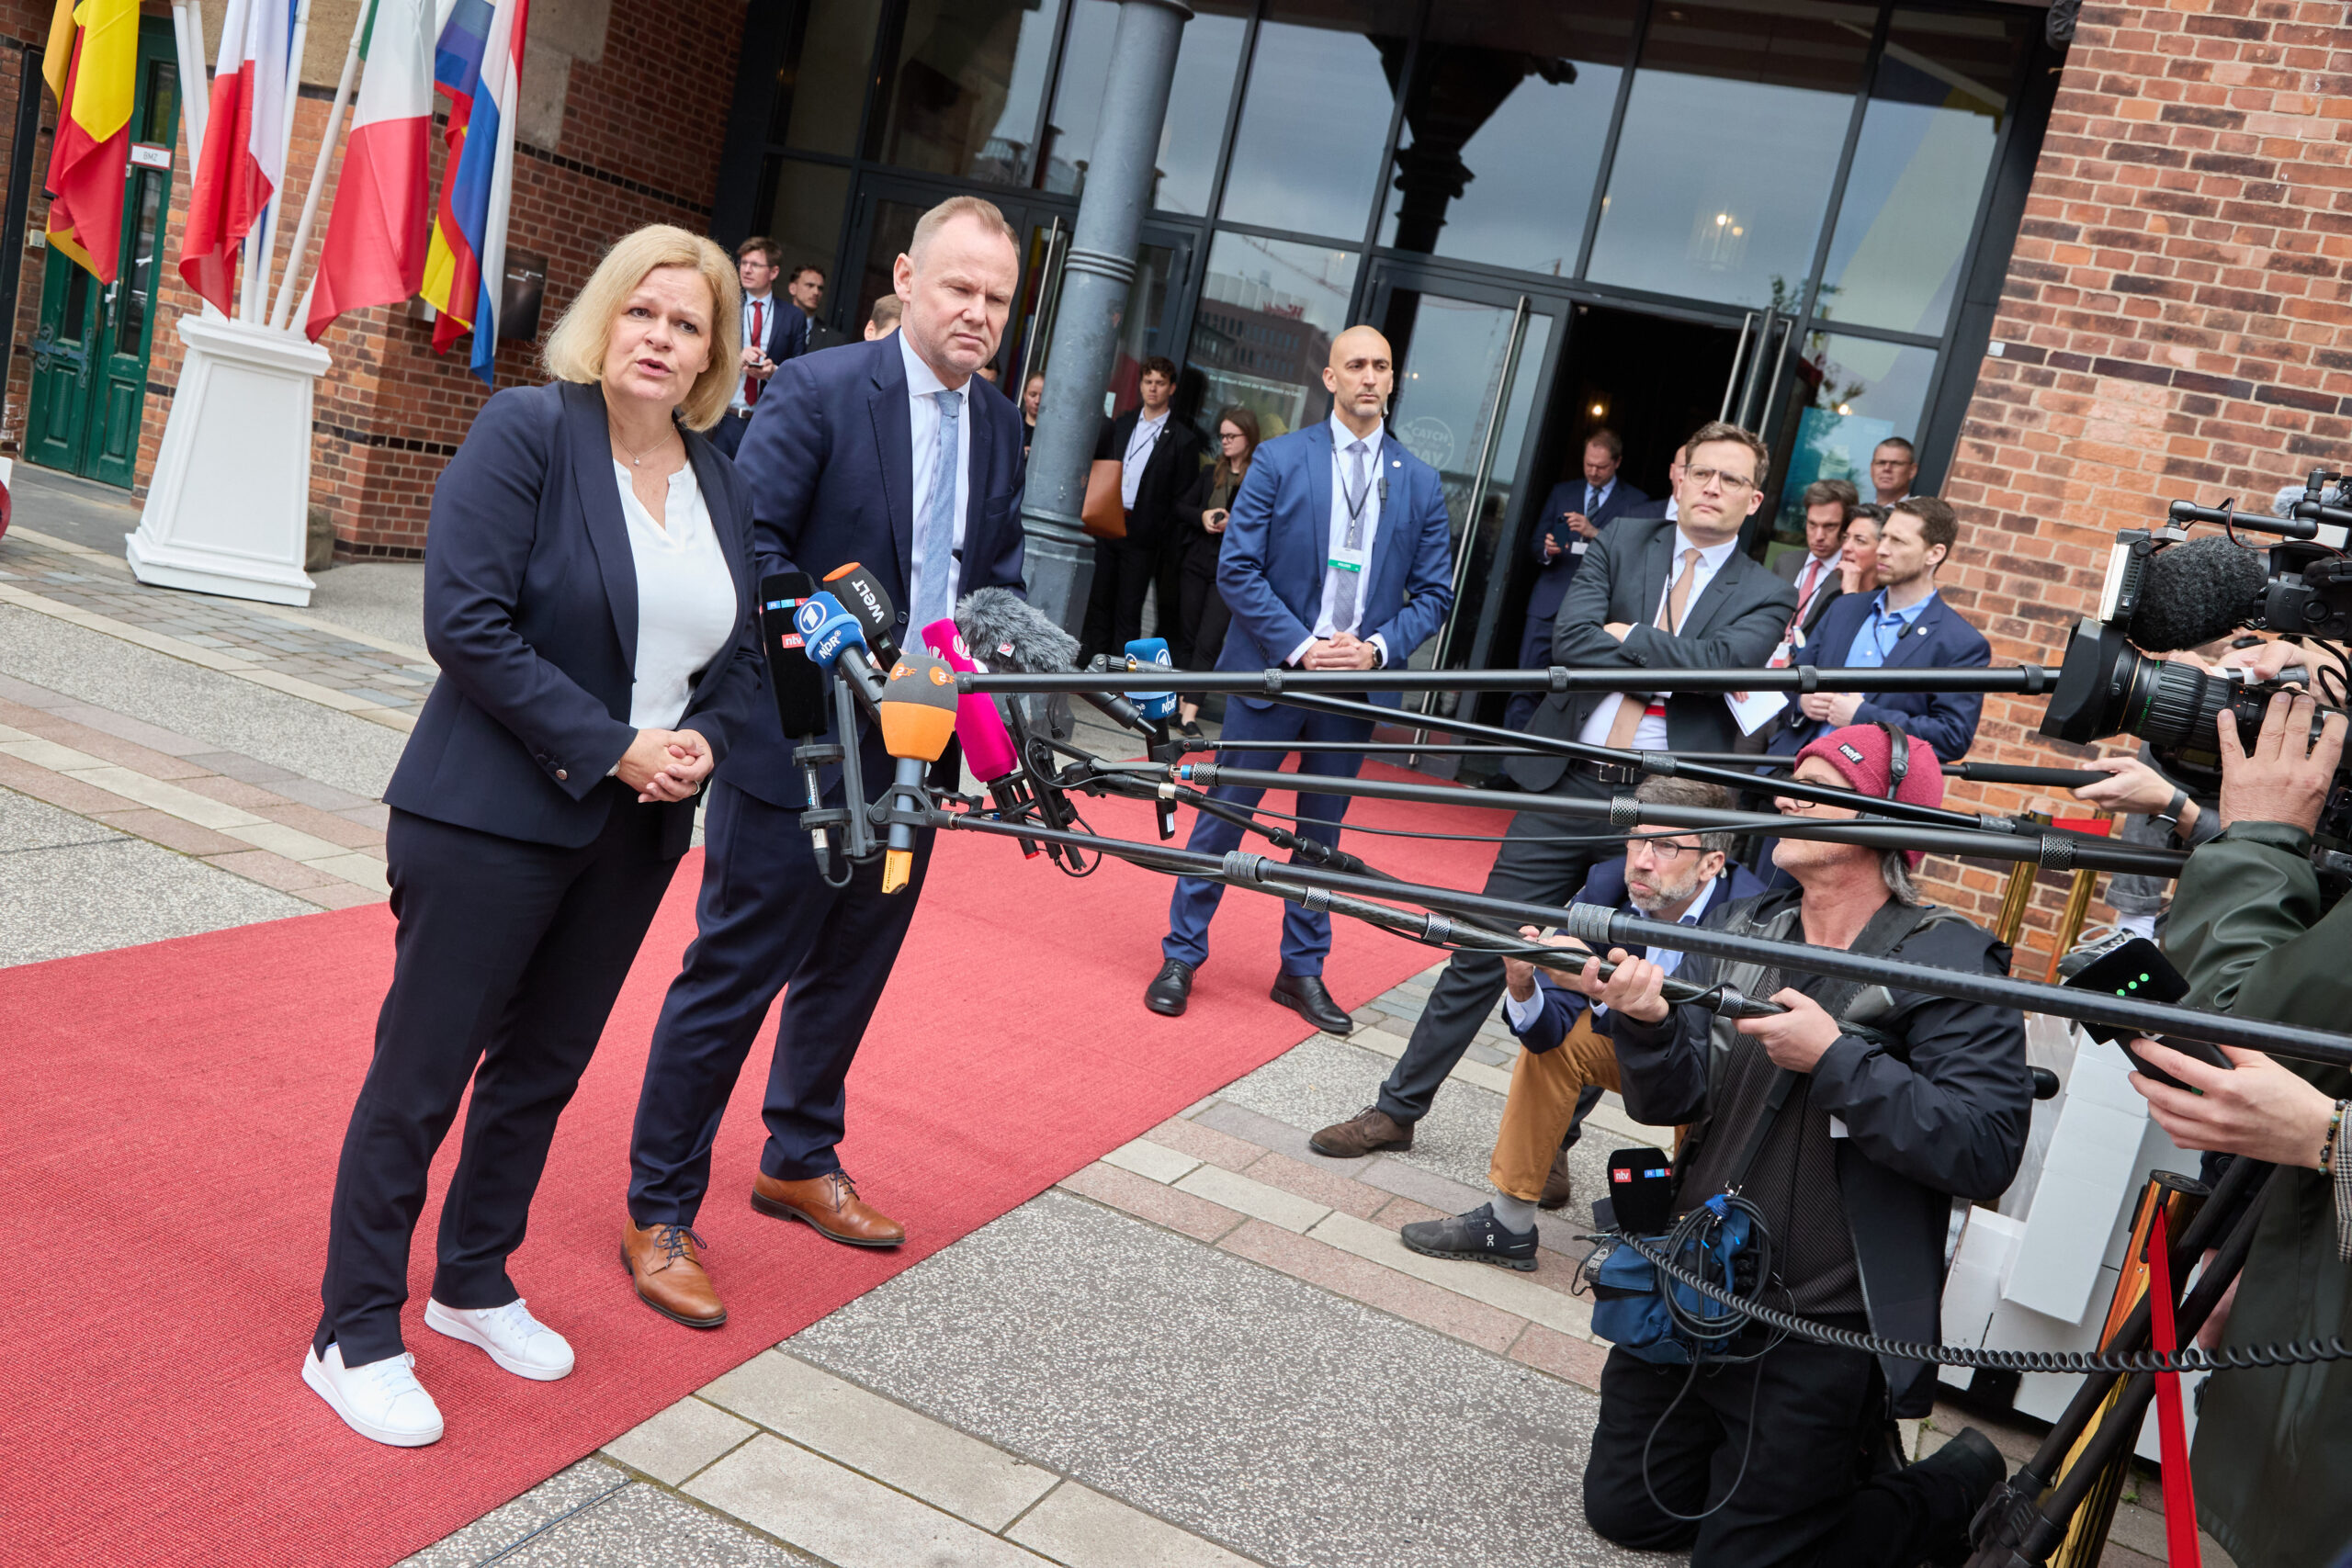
[[1081, 458, 1126, 539]]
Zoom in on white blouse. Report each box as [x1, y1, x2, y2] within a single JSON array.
[[613, 459, 738, 730]]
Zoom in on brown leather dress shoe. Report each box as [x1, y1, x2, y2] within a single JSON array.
[[621, 1219, 726, 1328], [752, 1170, 905, 1247], [1539, 1145, 1576, 1211], [1308, 1105, 1415, 1158]]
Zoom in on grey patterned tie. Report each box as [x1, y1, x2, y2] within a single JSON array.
[[912, 389, 961, 631], [1331, 438, 1372, 634]]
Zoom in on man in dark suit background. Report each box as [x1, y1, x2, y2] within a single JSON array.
[[1507, 431, 1648, 728], [1312, 421, 1797, 1157], [711, 238, 804, 459], [1772, 476, 1856, 654], [1771, 493, 1990, 761], [623, 197, 1028, 1327], [1143, 326, 1453, 1032], [1080, 355, 1204, 663]]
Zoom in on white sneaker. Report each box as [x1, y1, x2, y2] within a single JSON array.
[[302, 1344, 445, 1447], [424, 1296, 575, 1381]]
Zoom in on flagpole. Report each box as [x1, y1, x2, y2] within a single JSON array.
[[268, 0, 366, 332], [169, 0, 227, 321], [251, 0, 311, 327]]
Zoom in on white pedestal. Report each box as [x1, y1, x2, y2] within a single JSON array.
[[127, 314, 332, 606]]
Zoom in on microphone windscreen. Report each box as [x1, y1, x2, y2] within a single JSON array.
[[877, 652, 959, 762], [760, 573, 828, 739], [1125, 637, 1178, 722], [921, 617, 1020, 783], [823, 561, 900, 660], [2129, 536, 2265, 651], [956, 586, 1080, 674], [795, 592, 867, 674]]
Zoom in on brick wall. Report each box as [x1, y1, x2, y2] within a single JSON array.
[[1923, 0, 2352, 966]]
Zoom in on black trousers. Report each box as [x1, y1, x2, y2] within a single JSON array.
[[1375, 769, 1616, 1124], [315, 789, 680, 1364], [1080, 530, 1159, 664], [1174, 530, 1231, 673], [627, 776, 933, 1225], [1584, 1335, 1966, 1568]]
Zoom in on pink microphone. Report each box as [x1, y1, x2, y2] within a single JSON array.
[[921, 618, 1021, 783]]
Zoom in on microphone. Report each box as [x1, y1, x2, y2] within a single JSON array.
[[956, 586, 1150, 737], [761, 572, 833, 859], [1124, 637, 1179, 726], [794, 591, 888, 701], [876, 651, 959, 894], [922, 617, 1039, 859], [2129, 535, 2266, 652], [822, 560, 902, 664]]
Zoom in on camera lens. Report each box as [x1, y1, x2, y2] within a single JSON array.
[[2122, 658, 2230, 751]]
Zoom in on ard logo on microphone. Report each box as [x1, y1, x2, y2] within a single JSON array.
[[794, 600, 829, 638]]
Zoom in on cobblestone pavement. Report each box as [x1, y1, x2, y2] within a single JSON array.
[[0, 465, 2217, 1567]]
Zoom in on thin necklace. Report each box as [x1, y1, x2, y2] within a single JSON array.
[[613, 422, 675, 468]]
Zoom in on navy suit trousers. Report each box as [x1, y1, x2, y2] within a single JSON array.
[[315, 788, 680, 1365], [1162, 701, 1374, 976], [710, 412, 752, 459], [628, 776, 933, 1224]]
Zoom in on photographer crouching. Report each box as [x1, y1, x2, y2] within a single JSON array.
[[1579, 723, 2031, 1566], [2127, 690, 2352, 1568]]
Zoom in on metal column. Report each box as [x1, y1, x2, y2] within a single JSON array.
[[1016, 0, 1192, 633]]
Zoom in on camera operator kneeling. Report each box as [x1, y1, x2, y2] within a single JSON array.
[[1581, 723, 2032, 1568], [2126, 689, 2352, 1568]]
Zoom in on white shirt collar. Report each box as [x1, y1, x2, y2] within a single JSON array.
[[899, 330, 966, 402], [1327, 411, 1382, 456], [1676, 873, 1718, 927], [744, 288, 772, 305], [1671, 528, 1740, 571], [1136, 406, 1170, 431]]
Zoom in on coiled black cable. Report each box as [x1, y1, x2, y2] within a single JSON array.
[[1609, 1228, 2352, 1374]]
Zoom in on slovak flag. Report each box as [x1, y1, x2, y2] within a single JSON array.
[[304, 0, 435, 342], [178, 0, 291, 313], [419, 0, 527, 385]]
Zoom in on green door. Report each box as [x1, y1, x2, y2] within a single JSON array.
[[26, 22, 178, 488]]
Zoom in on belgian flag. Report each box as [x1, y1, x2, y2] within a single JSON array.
[[42, 0, 138, 282]]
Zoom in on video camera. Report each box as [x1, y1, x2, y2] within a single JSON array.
[[2038, 468, 2352, 855]]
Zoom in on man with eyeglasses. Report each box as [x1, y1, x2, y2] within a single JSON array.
[[1313, 421, 1795, 1159], [1396, 777, 1768, 1269]]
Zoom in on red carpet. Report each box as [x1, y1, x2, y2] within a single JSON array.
[[0, 767, 1498, 1567]]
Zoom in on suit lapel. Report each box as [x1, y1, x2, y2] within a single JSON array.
[[1679, 549, 1744, 637], [1635, 527, 1672, 628], [1882, 594, 1946, 669], [686, 434, 749, 617], [562, 381, 639, 668], [866, 338, 914, 590], [1304, 419, 1334, 568], [1367, 433, 1413, 611]]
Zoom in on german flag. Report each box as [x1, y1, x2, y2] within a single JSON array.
[[43, 0, 139, 282]]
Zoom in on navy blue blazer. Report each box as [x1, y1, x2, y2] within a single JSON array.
[[1509, 858, 1770, 1053], [1525, 476, 1651, 622], [1212, 420, 1454, 710], [1770, 589, 1992, 762], [725, 331, 1029, 808], [383, 380, 763, 855]]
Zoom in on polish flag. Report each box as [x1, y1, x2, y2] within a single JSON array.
[[305, 0, 435, 341], [178, 0, 290, 314]]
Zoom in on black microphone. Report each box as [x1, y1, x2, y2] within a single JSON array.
[[2128, 535, 2266, 652], [759, 573, 827, 739], [822, 560, 903, 665], [955, 586, 1150, 737]]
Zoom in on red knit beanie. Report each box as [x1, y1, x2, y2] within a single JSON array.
[[1792, 724, 1944, 866]]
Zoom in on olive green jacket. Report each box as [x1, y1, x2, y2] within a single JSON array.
[[2165, 820, 2352, 1568]]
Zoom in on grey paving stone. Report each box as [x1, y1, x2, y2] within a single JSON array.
[[1192, 1099, 1383, 1177], [0, 784, 120, 852], [0, 604, 406, 798], [486, 1477, 817, 1567], [268, 775, 372, 812], [1214, 1034, 1510, 1195], [0, 836, 311, 967], [183, 750, 303, 786], [603, 1395, 759, 1487], [6, 466, 140, 554], [792, 1192, 1655, 1568], [398, 1458, 635, 1568], [302, 559, 429, 649], [37, 701, 210, 757]]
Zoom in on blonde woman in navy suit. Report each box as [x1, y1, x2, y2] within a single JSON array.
[[304, 226, 763, 1448]]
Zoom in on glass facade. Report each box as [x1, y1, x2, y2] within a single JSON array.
[[732, 0, 2041, 667]]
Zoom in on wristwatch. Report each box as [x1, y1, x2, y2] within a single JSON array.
[[2153, 785, 2190, 837]]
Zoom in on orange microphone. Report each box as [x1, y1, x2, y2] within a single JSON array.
[[876, 650, 958, 893]]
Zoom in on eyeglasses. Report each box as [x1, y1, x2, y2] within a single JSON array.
[[1219, 431, 1245, 442], [1684, 466, 1756, 492], [1627, 837, 1707, 861]]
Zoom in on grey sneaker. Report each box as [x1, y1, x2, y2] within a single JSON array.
[[1398, 1203, 1538, 1271]]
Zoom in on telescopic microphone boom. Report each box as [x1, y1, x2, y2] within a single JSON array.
[[823, 561, 902, 664], [876, 651, 958, 894], [2127, 535, 2267, 652], [956, 586, 1151, 737]]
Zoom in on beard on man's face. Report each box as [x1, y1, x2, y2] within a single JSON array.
[[1626, 861, 1707, 916]]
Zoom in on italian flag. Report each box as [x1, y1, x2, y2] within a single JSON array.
[[178, 0, 290, 313], [305, 0, 435, 342]]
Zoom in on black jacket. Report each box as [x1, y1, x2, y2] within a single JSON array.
[[1094, 409, 1205, 547], [1510, 513, 1796, 789], [1608, 888, 2032, 1416]]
